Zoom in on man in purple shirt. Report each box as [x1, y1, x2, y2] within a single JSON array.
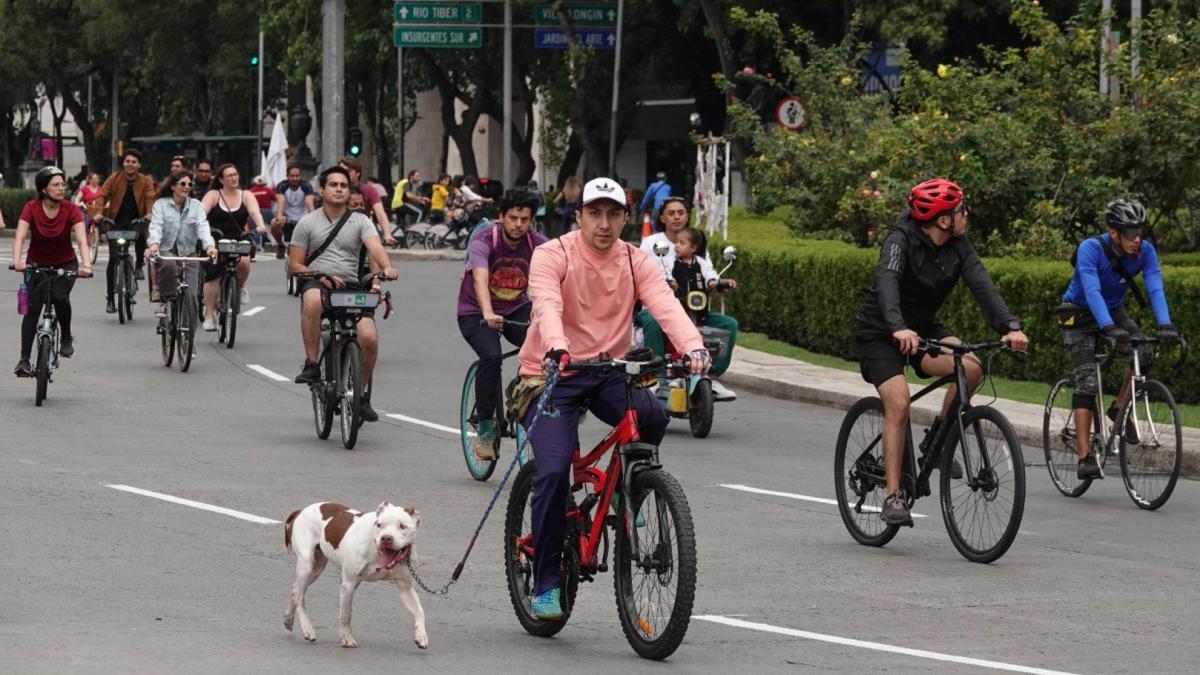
[[458, 189, 548, 459]]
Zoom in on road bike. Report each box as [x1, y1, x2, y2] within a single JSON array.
[[295, 271, 393, 449], [459, 319, 531, 481], [1043, 335, 1187, 510], [215, 237, 253, 348], [504, 355, 697, 660], [103, 218, 141, 325], [11, 264, 88, 406], [834, 339, 1026, 563], [152, 255, 209, 373]]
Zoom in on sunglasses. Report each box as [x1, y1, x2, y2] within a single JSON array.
[[1118, 228, 1142, 239], [177, 181, 193, 187]]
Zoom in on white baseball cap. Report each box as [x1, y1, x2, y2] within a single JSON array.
[[580, 177, 627, 208]]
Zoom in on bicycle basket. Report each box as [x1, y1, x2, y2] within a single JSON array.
[[106, 230, 138, 242], [699, 325, 731, 359], [324, 290, 380, 310], [217, 240, 253, 255]]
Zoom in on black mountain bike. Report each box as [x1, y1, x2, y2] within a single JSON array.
[[834, 339, 1026, 563], [215, 237, 253, 348], [295, 271, 393, 449], [11, 264, 88, 406], [153, 255, 209, 373], [1043, 335, 1187, 510], [103, 218, 141, 324]]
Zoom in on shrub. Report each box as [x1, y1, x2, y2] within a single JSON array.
[[723, 230, 1200, 404], [0, 189, 36, 229]]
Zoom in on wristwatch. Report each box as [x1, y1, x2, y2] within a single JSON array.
[[1006, 320, 1023, 332]]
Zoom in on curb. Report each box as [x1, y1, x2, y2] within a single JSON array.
[[722, 348, 1200, 480]]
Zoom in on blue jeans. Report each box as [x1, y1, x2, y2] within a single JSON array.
[[523, 370, 668, 595]]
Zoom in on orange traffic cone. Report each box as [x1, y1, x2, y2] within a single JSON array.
[[641, 212, 653, 240]]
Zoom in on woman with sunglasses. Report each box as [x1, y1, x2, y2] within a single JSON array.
[[146, 170, 218, 318], [200, 164, 267, 331]]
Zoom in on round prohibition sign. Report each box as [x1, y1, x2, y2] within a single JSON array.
[[775, 96, 806, 131]]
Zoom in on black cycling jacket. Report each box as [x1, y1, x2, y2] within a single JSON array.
[[855, 213, 1020, 339]]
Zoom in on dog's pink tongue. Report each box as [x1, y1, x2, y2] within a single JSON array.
[[376, 545, 402, 571]]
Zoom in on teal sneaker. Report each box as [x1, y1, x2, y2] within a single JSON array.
[[531, 588, 563, 620]]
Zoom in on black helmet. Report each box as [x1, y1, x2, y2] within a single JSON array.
[[34, 166, 66, 200], [1105, 199, 1146, 234]]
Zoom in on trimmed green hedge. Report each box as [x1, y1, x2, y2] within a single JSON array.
[[0, 189, 36, 228], [722, 236, 1200, 404]]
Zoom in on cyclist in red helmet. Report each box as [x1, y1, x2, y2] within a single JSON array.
[[853, 178, 1029, 526]]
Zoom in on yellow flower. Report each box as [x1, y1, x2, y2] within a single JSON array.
[[937, 64, 950, 79], [959, 153, 967, 162], [840, 75, 853, 86], [869, 170, 880, 180], [1165, 33, 1180, 45]]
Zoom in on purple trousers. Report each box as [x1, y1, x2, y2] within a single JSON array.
[[523, 370, 668, 595]]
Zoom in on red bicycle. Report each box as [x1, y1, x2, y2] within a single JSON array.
[[503, 355, 697, 660]]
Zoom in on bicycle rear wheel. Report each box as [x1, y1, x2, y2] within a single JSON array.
[[941, 407, 1025, 563], [614, 468, 696, 661], [177, 288, 196, 372], [312, 384, 334, 440], [339, 341, 364, 449], [225, 276, 240, 349], [217, 277, 229, 344], [504, 461, 573, 638], [459, 362, 498, 481], [1118, 380, 1182, 510], [34, 335, 51, 406], [834, 397, 900, 547], [1043, 375, 1096, 498], [160, 299, 177, 367]]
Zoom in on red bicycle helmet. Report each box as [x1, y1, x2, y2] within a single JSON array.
[[908, 178, 963, 221]]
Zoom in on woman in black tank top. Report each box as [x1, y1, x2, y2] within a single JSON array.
[[199, 164, 268, 330]]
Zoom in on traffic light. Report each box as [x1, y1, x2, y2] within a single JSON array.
[[347, 127, 363, 157], [250, 54, 260, 67]]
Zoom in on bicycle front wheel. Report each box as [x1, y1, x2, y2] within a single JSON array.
[[1043, 375, 1095, 498], [504, 461, 572, 637], [116, 260, 129, 324], [88, 223, 100, 264], [177, 289, 196, 372], [34, 335, 51, 406], [834, 397, 900, 547], [122, 258, 135, 321], [941, 407, 1025, 563], [1119, 379, 1182, 510], [688, 379, 714, 438], [614, 468, 696, 661], [459, 362, 497, 481], [225, 277, 240, 349], [339, 341, 364, 449]]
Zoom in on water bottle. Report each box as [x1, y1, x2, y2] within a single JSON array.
[[16, 279, 28, 316]]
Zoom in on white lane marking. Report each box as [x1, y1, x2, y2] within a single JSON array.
[[719, 483, 927, 518], [247, 364, 290, 382], [106, 484, 281, 524], [385, 413, 460, 436], [693, 616, 1079, 675], [241, 306, 266, 316]]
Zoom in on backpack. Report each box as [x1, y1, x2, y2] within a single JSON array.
[[1070, 235, 1147, 309]]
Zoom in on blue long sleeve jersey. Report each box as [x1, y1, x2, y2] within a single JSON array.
[[1061, 234, 1170, 328]]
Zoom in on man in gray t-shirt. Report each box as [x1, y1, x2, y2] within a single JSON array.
[[289, 166, 398, 421]]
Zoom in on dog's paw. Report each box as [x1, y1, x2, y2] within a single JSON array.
[[414, 628, 428, 650], [340, 633, 359, 648], [283, 617, 294, 632], [302, 629, 317, 642]]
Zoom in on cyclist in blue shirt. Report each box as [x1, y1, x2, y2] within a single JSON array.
[[1058, 199, 1178, 479]]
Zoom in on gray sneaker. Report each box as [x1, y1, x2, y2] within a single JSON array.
[[881, 491, 914, 527]]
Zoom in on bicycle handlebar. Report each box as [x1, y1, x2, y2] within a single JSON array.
[[1100, 334, 1189, 369], [563, 355, 668, 375], [479, 318, 530, 328], [9, 264, 89, 278], [919, 338, 1014, 355], [150, 254, 213, 263], [294, 270, 395, 287]]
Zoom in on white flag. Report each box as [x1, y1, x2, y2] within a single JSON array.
[[264, 114, 289, 188]]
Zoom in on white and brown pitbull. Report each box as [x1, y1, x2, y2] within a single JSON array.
[[283, 501, 428, 649]]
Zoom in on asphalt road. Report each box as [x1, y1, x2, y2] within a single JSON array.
[[2, 255, 1198, 674]]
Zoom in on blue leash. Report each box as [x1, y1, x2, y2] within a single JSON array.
[[406, 366, 562, 595]]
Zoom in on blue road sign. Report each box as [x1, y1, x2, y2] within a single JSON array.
[[534, 27, 616, 50]]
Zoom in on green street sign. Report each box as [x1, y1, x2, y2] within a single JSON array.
[[394, 2, 482, 24], [534, 2, 617, 26], [394, 27, 482, 48]]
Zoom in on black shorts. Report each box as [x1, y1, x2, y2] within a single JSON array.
[[855, 325, 952, 387]]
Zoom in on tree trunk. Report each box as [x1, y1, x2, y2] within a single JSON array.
[[371, 61, 393, 187], [558, 16, 608, 177], [697, 0, 749, 169], [556, 132, 583, 189], [414, 49, 481, 177], [56, 78, 106, 176]]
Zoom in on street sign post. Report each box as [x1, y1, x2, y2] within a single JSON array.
[[534, 2, 618, 26], [394, 27, 482, 48], [394, 1, 481, 24], [534, 27, 616, 49]]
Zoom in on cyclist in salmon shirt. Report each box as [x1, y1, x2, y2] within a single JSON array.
[[517, 177, 709, 620]]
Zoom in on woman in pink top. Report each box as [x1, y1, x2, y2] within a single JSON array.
[[516, 177, 709, 620]]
